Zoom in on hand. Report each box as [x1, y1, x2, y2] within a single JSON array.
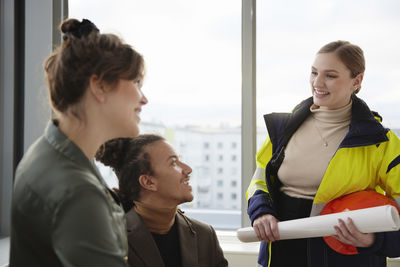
[[253, 214, 280, 242], [334, 217, 375, 247]]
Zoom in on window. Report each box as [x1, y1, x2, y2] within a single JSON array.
[[8, 0, 399, 242], [231, 142, 237, 149], [200, 167, 210, 177], [231, 193, 237, 200], [217, 193, 224, 200], [256, 1, 400, 145], [69, 0, 242, 230], [217, 180, 223, 187], [198, 185, 210, 194], [231, 168, 238, 175], [218, 155, 223, 161], [231, 180, 237, 187], [18, 0, 399, 237], [231, 155, 237, 161]]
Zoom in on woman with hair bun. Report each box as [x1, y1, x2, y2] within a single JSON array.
[[9, 18, 147, 267]]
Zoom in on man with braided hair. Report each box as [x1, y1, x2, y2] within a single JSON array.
[[96, 134, 228, 267]]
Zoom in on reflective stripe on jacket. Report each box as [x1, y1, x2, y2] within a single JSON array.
[[246, 96, 400, 267]]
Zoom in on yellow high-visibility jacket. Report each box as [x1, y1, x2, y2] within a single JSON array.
[[246, 96, 400, 267]]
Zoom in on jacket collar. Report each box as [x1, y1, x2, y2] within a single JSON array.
[[341, 96, 388, 147], [265, 96, 388, 149], [126, 209, 165, 267], [126, 208, 198, 267], [45, 120, 91, 166], [44, 120, 108, 187], [176, 210, 198, 267]]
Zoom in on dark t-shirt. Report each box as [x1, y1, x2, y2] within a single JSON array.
[[151, 221, 182, 267]]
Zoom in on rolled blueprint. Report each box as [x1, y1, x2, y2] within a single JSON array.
[[237, 205, 400, 242]]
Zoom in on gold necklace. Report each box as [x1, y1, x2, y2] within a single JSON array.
[[312, 115, 329, 147]]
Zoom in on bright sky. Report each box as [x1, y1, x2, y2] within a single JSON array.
[[256, 0, 400, 129], [69, 0, 400, 128]]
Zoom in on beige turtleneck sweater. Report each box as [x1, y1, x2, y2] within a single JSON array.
[[277, 101, 352, 200]]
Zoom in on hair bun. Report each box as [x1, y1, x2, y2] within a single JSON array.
[[95, 138, 131, 173], [61, 18, 99, 40]]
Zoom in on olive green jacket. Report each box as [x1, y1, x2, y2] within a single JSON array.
[[9, 121, 129, 267]]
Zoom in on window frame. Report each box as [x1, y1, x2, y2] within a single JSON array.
[[241, 0, 257, 228], [0, 0, 256, 235], [0, 0, 67, 237]]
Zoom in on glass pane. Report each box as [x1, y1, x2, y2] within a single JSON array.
[[69, 0, 241, 230], [256, 0, 400, 145]]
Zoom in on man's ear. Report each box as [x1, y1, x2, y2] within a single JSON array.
[[138, 174, 157, 192], [88, 74, 106, 103]]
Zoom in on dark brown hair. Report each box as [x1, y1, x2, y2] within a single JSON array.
[[44, 18, 144, 116], [95, 134, 165, 212], [318, 40, 365, 94]]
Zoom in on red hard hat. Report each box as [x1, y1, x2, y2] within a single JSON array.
[[320, 190, 400, 255]]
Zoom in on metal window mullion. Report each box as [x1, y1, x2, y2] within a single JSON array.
[[241, 0, 256, 228]]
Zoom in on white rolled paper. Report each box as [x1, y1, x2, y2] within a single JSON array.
[[237, 205, 400, 243]]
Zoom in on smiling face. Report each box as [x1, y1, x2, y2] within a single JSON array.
[[310, 52, 363, 110], [104, 77, 148, 138], [146, 140, 193, 207]]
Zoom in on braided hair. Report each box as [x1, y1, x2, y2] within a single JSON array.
[[95, 134, 165, 212]]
